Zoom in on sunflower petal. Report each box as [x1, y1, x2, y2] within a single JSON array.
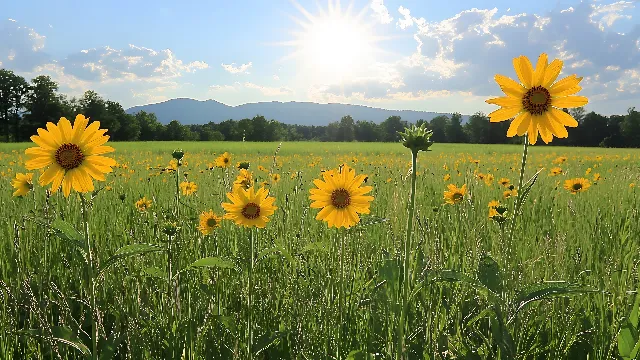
[[494, 75, 527, 98], [507, 112, 528, 137], [532, 53, 548, 86], [549, 75, 580, 94], [488, 107, 522, 122], [542, 59, 563, 88], [549, 108, 579, 127], [485, 96, 522, 107], [513, 56, 533, 88], [551, 96, 588, 108]]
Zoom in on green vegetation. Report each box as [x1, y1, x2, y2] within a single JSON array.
[[1, 141, 639, 359]]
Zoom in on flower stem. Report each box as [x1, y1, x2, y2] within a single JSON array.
[[247, 229, 255, 360], [338, 230, 346, 359], [80, 194, 98, 360], [398, 149, 418, 359], [508, 135, 529, 249]]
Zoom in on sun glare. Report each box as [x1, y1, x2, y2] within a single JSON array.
[[278, 0, 384, 83]]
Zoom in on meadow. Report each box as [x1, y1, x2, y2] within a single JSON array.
[[1, 140, 640, 359]]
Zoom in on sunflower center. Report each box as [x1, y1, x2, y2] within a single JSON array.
[[572, 183, 582, 191], [453, 192, 464, 202], [331, 189, 351, 209], [224, 158, 229, 163], [55, 143, 85, 170], [206, 218, 218, 227], [522, 86, 551, 115], [241, 203, 261, 219]]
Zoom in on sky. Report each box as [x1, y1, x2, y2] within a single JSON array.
[[1, 0, 639, 117]]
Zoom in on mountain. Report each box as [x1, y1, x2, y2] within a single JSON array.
[[125, 98, 469, 126]]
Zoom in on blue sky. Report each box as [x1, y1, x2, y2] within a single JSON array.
[[1, 0, 639, 118]]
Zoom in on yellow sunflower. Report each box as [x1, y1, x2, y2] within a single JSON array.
[[24, 114, 116, 197], [484, 174, 495, 186], [270, 173, 281, 183], [443, 184, 467, 205], [564, 178, 591, 194], [222, 186, 277, 228], [179, 181, 198, 196], [233, 169, 253, 190], [215, 152, 232, 168], [198, 210, 222, 235], [443, 174, 451, 181], [503, 189, 518, 199], [486, 53, 588, 144], [135, 197, 152, 212], [553, 156, 568, 164], [309, 164, 374, 229], [593, 173, 601, 182], [488, 200, 501, 218], [549, 167, 563, 176], [11, 173, 33, 197], [498, 178, 510, 187]]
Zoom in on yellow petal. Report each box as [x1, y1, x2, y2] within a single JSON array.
[[552, 85, 582, 98], [549, 108, 579, 127], [549, 75, 580, 94], [542, 59, 563, 88], [25, 156, 53, 170], [537, 116, 554, 144], [58, 117, 73, 143], [485, 96, 522, 107], [513, 56, 533, 88], [488, 107, 522, 122], [494, 75, 527, 98], [507, 112, 528, 137], [71, 114, 89, 144], [39, 165, 63, 186], [551, 96, 588, 108], [62, 175, 72, 197], [532, 53, 548, 86], [546, 115, 569, 138]]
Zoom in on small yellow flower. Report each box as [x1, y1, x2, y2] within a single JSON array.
[[488, 200, 501, 218], [222, 186, 277, 228], [503, 189, 518, 199], [484, 174, 494, 186], [585, 167, 592, 175], [499, 178, 510, 187], [443, 184, 467, 205], [564, 178, 591, 194], [135, 197, 152, 212], [11, 173, 33, 197], [549, 167, 563, 176], [258, 165, 267, 172], [233, 169, 253, 190], [215, 152, 232, 168], [198, 210, 222, 235], [553, 156, 568, 165], [270, 173, 281, 183], [443, 174, 451, 181], [179, 181, 198, 196], [593, 173, 601, 181], [630, 183, 636, 188]]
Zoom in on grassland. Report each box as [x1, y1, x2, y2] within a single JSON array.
[[1, 141, 639, 359]]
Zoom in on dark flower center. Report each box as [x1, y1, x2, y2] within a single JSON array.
[[55, 143, 84, 170], [522, 86, 551, 115], [453, 192, 464, 202], [206, 218, 218, 227], [572, 183, 582, 191], [242, 203, 260, 219], [331, 189, 351, 209]]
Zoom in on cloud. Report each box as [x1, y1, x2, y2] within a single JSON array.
[[210, 82, 293, 96], [58, 44, 209, 82], [370, 0, 393, 24], [221, 62, 252, 74], [273, 74, 280, 81], [0, 18, 50, 71], [397, 6, 416, 29]]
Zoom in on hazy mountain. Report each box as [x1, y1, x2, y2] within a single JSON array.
[[125, 98, 469, 125]]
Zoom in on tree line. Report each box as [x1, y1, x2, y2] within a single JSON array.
[[1, 69, 639, 147]]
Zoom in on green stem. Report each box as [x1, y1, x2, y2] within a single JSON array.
[[247, 229, 255, 360], [80, 194, 98, 360], [338, 230, 346, 359], [508, 135, 529, 251], [398, 149, 418, 360]]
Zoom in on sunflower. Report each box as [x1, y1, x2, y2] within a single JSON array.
[[270, 173, 281, 183], [198, 210, 222, 235], [593, 173, 601, 181], [564, 178, 591, 194], [179, 181, 198, 196], [258, 165, 267, 172], [24, 114, 116, 197], [222, 186, 277, 228], [309, 164, 374, 228], [553, 156, 568, 164], [135, 197, 152, 212], [488, 200, 501, 218], [443, 174, 451, 181], [443, 184, 467, 205], [215, 152, 232, 168], [585, 167, 592, 175], [486, 53, 588, 144], [484, 174, 495, 186], [549, 167, 563, 176], [233, 169, 254, 190], [503, 189, 518, 199], [11, 173, 33, 197], [499, 178, 510, 187]]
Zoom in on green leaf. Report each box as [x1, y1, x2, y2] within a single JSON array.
[[515, 167, 544, 215], [300, 241, 329, 254], [98, 244, 164, 276], [50, 218, 87, 258], [253, 330, 289, 356], [631, 293, 640, 328], [17, 326, 90, 355], [511, 282, 596, 323], [179, 257, 235, 277], [346, 349, 366, 360], [99, 334, 124, 360], [477, 255, 503, 295], [142, 266, 167, 280], [618, 320, 638, 359]]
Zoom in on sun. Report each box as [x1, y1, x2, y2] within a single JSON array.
[[278, 0, 385, 83]]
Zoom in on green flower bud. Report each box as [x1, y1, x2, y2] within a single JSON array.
[[162, 222, 180, 237], [237, 161, 250, 170], [172, 149, 185, 161], [398, 123, 434, 153]]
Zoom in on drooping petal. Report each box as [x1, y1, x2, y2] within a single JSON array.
[[551, 96, 589, 108], [488, 107, 522, 122], [494, 75, 527, 98], [549, 108, 579, 127], [506, 112, 528, 137]]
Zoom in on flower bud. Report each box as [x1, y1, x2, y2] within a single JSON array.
[[398, 123, 434, 153]]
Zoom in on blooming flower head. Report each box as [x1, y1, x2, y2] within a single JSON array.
[[233, 169, 253, 190], [135, 197, 152, 212], [486, 53, 588, 144], [179, 181, 198, 196], [564, 178, 591, 194], [309, 164, 374, 229], [488, 200, 501, 218], [549, 167, 563, 176], [25, 114, 116, 197], [503, 188, 518, 199], [11, 173, 33, 197], [222, 186, 277, 228], [270, 173, 281, 183], [215, 152, 232, 168], [498, 178, 510, 187], [198, 210, 222, 235], [553, 156, 568, 165], [443, 184, 467, 205]]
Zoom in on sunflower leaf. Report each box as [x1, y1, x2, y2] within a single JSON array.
[[50, 218, 88, 260], [180, 256, 236, 276], [98, 244, 164, 277], [16, 326, 90, 356]]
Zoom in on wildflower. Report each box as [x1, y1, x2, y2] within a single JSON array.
[[309, 164, 374, 228], [258, 165, 267, 172], [179, 181, 198, 196], [585, 167, 592, 175], [135, 197, 152, 212], [443, 184, 467, 205], [11, 173, 33, 197], [486, 53, 588, 144], [484, 173, 495, 186], [105, 186, 112, 191], [233, 169, 253, 190], [488, 200, 501, 218], [549, 167, 563, 176], [499, 178, 510, 187], [443, 174, 451, 181], [222, 186, 277, 228], [270, 173, 281, 183], [198, 210, 222, 235], [503, 189, 518, 199], [24, 114, 116, 197], [630, 183, 636, 188], [553, 156, 568, 164], [593, 173, 601, 182], [215, 152, 232, 168], [564, 178, 591, 194]]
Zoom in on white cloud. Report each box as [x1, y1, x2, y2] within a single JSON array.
[[397, 6, 414, 29], [221, 62, 252, 74], [0, 18, 49, 71], [590, 1, 634, 29], [244, 82, 293, 96], [273, 74, 280, 80], [370, 0, 393, 24], [8, 18, 16, 22]]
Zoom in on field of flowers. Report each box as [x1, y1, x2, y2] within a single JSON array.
[[1, 137, 640, 359]]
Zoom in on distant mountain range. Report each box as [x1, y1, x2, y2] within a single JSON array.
[[125, 98, 469, 126]]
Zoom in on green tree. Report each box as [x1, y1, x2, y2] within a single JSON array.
[[621, 107, 640, 147], [136, 111, 163, 141], [380, 115, 407, 142], [0, 70, 29, 141], [446, 112, 468, 143], [428, 115, 449, 143], [337, 115, 355, 142], [464, 112, 490, 143], [22, 75, 66, 140], [354, 120, 381, 142]]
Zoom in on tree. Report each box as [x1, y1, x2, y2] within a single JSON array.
[[136, 111, 163, 141], [22, 75, 66, 140], [337, 115, 355, 142], [446, 112, 468, 143], [0, 70, 28, 141], [464, 112, 490, 143], [429, 115, 449, 143], [380, 115, 407, 142], [621, 107, 640, 147], [577, 112, 608, 147], [355, 120, 381, 142]]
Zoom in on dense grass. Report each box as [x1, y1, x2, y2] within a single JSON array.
[[1, 141, 639, 359]]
